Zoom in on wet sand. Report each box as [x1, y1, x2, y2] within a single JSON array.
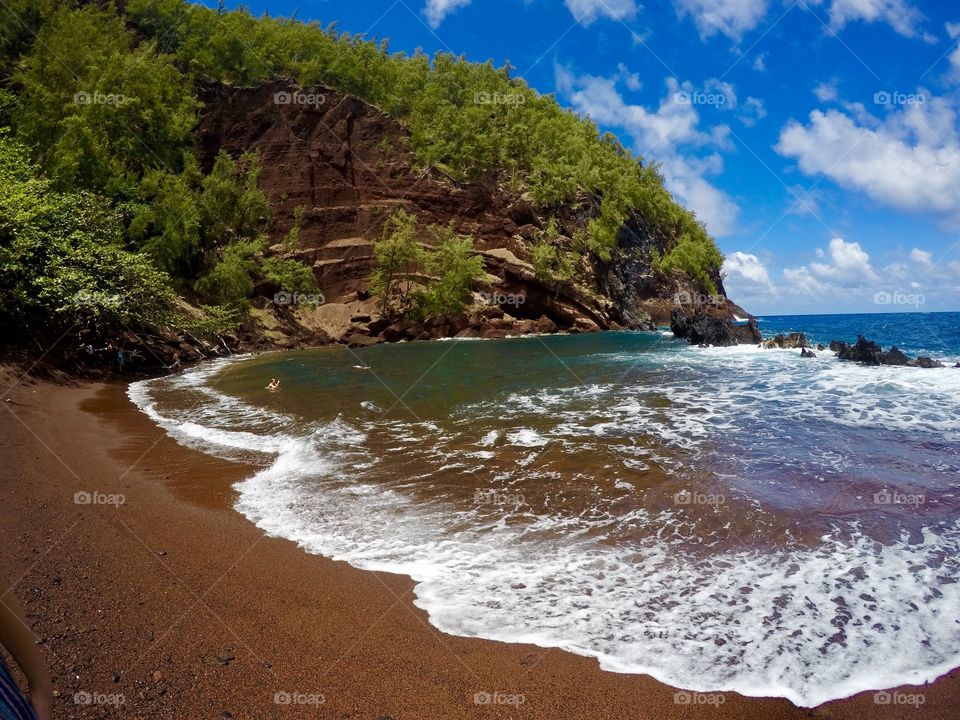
[[1, 365, 957, 719]]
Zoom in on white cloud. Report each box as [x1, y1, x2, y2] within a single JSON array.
[[423, 0, 471, 28], [807, 237, 879, 284], [723, 251, 774, 294], [616, 63, 642, 91], [565, 0, 639, 25], [674, 0, 770, 42], [739, 96, 767, 126], [806, 0, 925, 38], [752, 53, 767, 72], [775, 96, 960, 224], [814, 80, 839, 102], [557, 67, 740, 235], [729, 241, 959, 312]]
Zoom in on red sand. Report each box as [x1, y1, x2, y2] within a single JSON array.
[[1, 367, 957, 719]]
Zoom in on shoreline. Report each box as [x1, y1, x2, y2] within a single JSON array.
[[2, 366, 959, 718]]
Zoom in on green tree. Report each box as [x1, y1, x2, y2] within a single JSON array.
[[0, 134, 176, 339], [370, 209, 424, 314], [414, 225, 485, 317], [14, 4, 198, 196]]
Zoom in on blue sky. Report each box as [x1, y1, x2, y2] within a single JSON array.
[[205, 0, 960, 315]]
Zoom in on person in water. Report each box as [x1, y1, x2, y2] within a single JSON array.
[[0, 571, 52, 720], [266, 378, 280, 391]]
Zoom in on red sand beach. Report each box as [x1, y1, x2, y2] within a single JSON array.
[[1, 365, 957, 719]]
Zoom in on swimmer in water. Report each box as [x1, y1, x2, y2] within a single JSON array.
[[266, 378, 280, 391]]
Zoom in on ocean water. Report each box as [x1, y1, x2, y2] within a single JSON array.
[[128, 313, 960, 707], [757, 311, 960, 360]]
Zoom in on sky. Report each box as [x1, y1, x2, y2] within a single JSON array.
[[203, 0, 960, 315]]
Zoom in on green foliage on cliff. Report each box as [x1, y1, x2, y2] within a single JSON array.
[[0, 3, 315, 342], [0, 134, 176, 339], [123, 0, 722, 278], [0, 0, 722, 348], [371, 211, 484, 319]]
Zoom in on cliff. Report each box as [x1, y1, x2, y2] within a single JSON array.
[[195, 80, 750, 348]]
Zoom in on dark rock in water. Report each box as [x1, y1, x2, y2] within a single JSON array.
[[817, 344, 826, 351], [838, 336, 884, 365], [833, 337, 940, 368], [765, 332, 808, 349], [880, 346, 911, 366], [381, 322, 410, 343], [366, 316, 391, 335], [669, 309, 762, 347], [343, 333, 382, 348], [533, 315, 558, 334], [954, 362, 960, 368], [800, 348, 816, 358]]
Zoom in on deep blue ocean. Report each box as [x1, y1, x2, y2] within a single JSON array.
[[756, 311, 960, 360]]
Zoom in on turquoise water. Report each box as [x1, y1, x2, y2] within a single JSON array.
[[129, 318, 960, 707]]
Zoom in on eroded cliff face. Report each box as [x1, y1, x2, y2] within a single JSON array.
[[195, 80, 747, 346]]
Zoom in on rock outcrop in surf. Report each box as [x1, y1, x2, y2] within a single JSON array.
[[669, 308, 762, 346], [830, 336, 945, 367]]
